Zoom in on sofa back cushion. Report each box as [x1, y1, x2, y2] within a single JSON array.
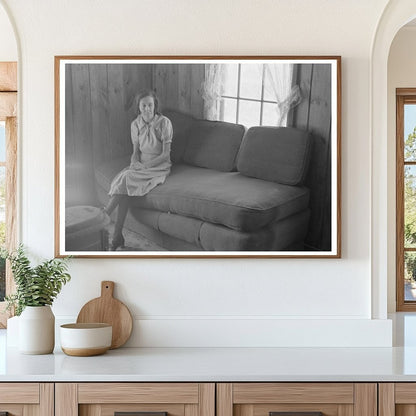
[[237, 126, 311, 185], [183, 119, 245, 172], [163, 109, 194, 164]]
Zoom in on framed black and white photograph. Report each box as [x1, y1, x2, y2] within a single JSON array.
[[55, 56, 341, 258]]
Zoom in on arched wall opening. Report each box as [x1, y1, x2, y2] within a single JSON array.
[[387, 18, 416, 312], [371, 0, 416, 318]]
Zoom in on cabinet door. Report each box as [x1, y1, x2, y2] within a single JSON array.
[[55, 383, 215, 416], [379, 383, 416, 416], [0, 383, 53, 416], [217, 383, 377, 416]]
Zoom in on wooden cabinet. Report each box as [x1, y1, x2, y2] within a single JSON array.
[[55, 383, 215, 416], [0, 381, 384, 416], [0, 383, 53, 416], [379, 383, 416, 416], [217, 383, 377, 416]]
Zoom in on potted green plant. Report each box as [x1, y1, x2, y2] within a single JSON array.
[[3, 245, 71, 354]]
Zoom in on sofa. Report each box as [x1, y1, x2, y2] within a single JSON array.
[[94, 110, 312, 251]]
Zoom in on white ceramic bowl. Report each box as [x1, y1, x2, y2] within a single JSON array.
[[60, 323, 112, 356]]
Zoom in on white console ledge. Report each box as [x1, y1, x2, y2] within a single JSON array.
[[2, 314, 416, 382], [0, 337, 414, 382]]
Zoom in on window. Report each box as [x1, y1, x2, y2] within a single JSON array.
[[396, 89, 416, 311], [0, 62, 17, 327], [219, 63, 294, 128]]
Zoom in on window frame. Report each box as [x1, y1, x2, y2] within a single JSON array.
[[220, 63, 281, 127], [396, 88, 416, 311], [0, 61, 17, 328]]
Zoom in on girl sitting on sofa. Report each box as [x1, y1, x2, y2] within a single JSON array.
[[103, 90, 173, 250]]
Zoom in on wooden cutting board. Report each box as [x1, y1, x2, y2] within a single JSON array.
[[76, 281, 133, 349]]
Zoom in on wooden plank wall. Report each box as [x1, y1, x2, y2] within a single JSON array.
[[64, 64, 153, 206], [291, 64, 332, 251], [153, 64, 205, 118]]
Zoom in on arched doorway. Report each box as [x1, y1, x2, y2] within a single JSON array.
[[371, 0, 416, 318]]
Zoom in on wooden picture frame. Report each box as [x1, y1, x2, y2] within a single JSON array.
[[55, 56, 341, 258]]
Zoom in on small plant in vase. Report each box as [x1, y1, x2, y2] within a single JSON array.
[[3, 245, 71, 354]]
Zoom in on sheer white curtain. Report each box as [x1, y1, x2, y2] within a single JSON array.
[[201, 64, 224, 120], [201, 63, 301, 125], [264, 63, 301, 126]]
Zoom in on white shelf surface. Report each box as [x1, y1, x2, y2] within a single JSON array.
[[1, 336, 415, 382], [1, 313, 416, 382]]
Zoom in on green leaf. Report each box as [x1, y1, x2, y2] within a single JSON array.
[[5, 245, 72, 315]]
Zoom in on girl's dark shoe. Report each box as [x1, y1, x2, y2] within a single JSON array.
[[110, 233, 125, 251]]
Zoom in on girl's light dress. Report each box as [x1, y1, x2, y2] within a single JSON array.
[[109, 114, 173, 197]]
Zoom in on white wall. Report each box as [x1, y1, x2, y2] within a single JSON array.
[[387, 26, 416, 312], [0, 3, 16, 61], [0, 0, 394, 347]]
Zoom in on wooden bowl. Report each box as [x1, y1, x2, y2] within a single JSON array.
[[60, 323, 112, 356]]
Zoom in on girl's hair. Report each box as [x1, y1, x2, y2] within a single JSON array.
[[135, 90, 160, 115]]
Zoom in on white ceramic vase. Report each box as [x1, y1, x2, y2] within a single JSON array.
[[19, 305, 55, 354]]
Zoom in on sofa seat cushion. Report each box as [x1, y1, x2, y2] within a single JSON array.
[[237, 126, 311, 185], [95, 159, 310, 232], [133, 164, 309, 232]]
